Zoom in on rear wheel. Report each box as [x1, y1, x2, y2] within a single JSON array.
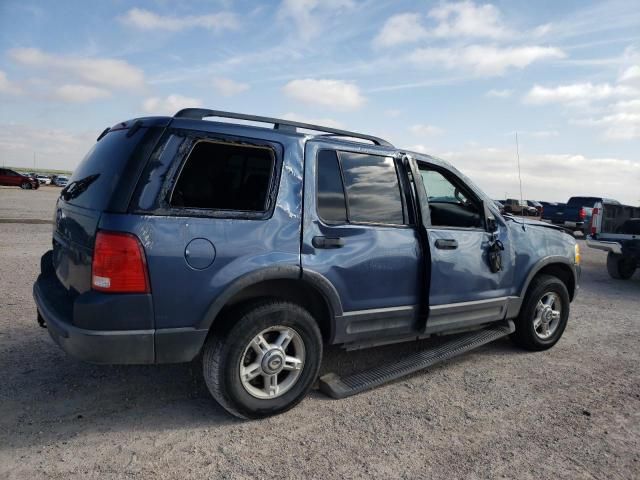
[[512, 274, 570, 351], [607, 252, 636, 280], [202, 300, 322, 419], [20, 181, 31, 189]]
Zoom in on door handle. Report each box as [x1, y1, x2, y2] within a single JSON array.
[[312, 236, 345, 249], [435, 238, 458, 250]]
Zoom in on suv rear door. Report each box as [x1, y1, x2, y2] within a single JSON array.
[[302, 141, 422, 344]]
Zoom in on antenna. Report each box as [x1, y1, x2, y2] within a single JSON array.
[[515, 133, 526, 230]]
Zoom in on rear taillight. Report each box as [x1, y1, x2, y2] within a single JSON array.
[[579, 207, 586, 220], [92, 231, 150, 293], [590, 207, 599, 235]]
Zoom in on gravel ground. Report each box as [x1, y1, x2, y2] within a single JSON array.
[[0, 186, 638, 479]]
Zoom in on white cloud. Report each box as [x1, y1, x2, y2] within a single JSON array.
[[120, 8, 238, 31], [283, 79, 365, 110], [373, 13, 428, 48], [212, 77, 249, 96], [0, 70, 22, 95], [281, 112, 344, 129], [0, 124, 95, 171], [520, 130, 559, 138], [278, 0, 355, 41], [410, 124, 444, 137], [142, 94, 201, 115], [9, 48, 145, 90], [409, 45, 565, 76], [428, 0, 511, 39], [486, 89, 513, 98], [435, 146, 640, 205], [524, 82, 637, 105], [577, 99, 640, 140], [619, 65, 640, 84], [53, 84, 111, 103]]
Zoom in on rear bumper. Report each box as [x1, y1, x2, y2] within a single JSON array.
[[33, 251, 208, 364], [585, 237, 622, 254], [34, 276, 155, 364], [563, 221, 584, 229]]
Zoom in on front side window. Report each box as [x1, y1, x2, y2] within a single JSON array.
[[171, 141, 274, 211], [419, 165, 482, 229]]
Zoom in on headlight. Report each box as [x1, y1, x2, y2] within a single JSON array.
[[574, 243, 581, 265]]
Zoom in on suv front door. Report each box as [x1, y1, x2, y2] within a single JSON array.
[[302, 142, 422, 345], [409, 156, 514, 334]]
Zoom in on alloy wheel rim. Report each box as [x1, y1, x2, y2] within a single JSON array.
[[533, 292, 562, 340], [239, 326, 305, 399]]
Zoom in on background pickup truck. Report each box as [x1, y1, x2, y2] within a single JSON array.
[[542, 196, 618, 234], [587, 201, 640, 279]]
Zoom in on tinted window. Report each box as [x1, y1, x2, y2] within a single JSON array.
[[567, 197, 599, 207], [171, 141, 274, 211], [317, 150, 347, 223], [64, 128, 147, 210], [340, 152, 404, 225]]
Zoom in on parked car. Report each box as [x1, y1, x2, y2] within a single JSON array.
[[33, 109, 580, 419], [0, 168, 39, 189], [36, 174, 52, 185], [542, 196, 619, 234], [53, 175, 69, 187], [587, 201, 639, 279], [526, 200, 543, 217], [503, 199, 537, 216]]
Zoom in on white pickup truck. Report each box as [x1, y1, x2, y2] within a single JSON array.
[[587, 201, 640, 279]]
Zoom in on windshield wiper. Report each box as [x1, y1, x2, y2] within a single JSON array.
[[61, 174, 100, 201]]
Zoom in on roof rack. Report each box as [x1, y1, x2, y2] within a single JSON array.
[[173, 108, 394, 148]]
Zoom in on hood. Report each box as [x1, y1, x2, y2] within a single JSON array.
[[504, 215, 572, 235]]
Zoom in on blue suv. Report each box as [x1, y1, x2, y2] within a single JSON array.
[[34, 109, 580, 418]]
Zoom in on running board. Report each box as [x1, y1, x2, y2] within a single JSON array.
[[319, 320, 515, 399]]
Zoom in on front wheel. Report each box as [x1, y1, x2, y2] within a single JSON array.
[[606, 252, 636, 280], [512, 274, 570, 351], [20, 181, 31, 189], [202, 301, 322, 419]]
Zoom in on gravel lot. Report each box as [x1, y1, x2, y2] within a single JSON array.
[[1, 186, 638, 479]]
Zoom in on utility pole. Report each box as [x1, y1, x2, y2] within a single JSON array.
[[33, 152, 36, 172]]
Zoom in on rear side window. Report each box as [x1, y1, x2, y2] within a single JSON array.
[[171, 141, 274, 211], [317, 150, 347, 223], [316, 150, 405, 226], [340, 152, 404, 225]]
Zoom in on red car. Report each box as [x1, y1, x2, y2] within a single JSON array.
[[0, 168, 39, 189]]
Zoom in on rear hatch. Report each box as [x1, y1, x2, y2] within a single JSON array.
[[52, 119, 168, 294]]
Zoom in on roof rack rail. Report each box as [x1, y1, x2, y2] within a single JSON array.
[[173, 108, 394, 148]]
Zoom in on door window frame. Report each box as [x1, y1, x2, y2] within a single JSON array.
[[414, 159, 489, 233]]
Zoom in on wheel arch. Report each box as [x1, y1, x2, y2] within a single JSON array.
[[198, 267, 342, 344], [507, 256, 577, 318], [520, 256, 577, 301]]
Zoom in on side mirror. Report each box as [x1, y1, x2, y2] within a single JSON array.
[[483, 200, 498, 233]]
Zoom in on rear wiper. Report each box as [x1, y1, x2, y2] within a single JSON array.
[[61, 174, 100, 201]]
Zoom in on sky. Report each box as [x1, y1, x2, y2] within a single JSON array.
[[0, 0, 638, 204]]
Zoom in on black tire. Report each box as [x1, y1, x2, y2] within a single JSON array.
[[20, 181, 31, 190], [512, 274, 570, 351], [202, 300, 322, 419], [606, 252, 636, 280]]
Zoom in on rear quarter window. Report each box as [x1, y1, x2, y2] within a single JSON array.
[[62, 128, 150, 211], [170, 140, 275, 212]]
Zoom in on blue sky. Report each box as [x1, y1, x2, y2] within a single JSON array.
[[0, 0, 638, 203]]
